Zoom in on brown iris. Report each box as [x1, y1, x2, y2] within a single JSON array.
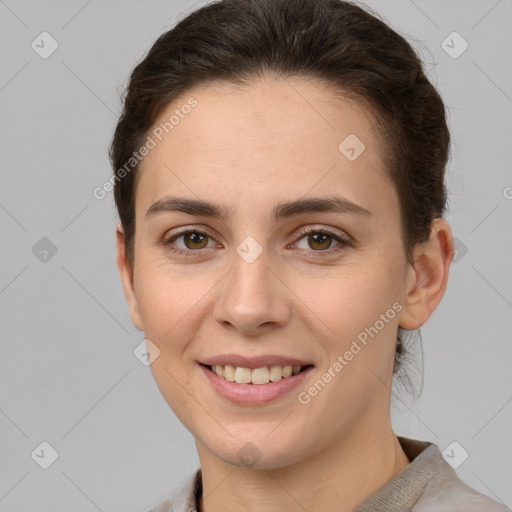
[[307, 232, 332, 250], [183, 232, 209, 250]]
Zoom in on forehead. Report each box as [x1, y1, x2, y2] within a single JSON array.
[[135, 77, 393, 219]]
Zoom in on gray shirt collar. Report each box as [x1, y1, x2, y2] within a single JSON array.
[[167, 436, 508, 512]]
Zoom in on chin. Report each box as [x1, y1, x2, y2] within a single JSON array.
[[207, 433, 306, 470]]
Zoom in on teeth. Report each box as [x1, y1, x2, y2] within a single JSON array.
[[223, 364, 235, 381], [210, 364, 305, 385], [251, 366, 270, 385], [234, 367, 252, 384], [269, 365, 283, 382], [282, 365, 292, 378]]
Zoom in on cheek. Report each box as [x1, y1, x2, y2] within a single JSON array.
[[134, 264, 207, 420], [307, 261, 403, 342], [302, 255, 405, 396], [296, 266, 403, 423], [133, 258, 207, 348]]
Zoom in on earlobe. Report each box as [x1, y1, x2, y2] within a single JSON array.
[[115, 226, 144, 331], [398, 219, 454, 331]]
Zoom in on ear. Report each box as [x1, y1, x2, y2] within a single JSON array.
[[116, 225, 144, 331], [398, 218, 454, 330]]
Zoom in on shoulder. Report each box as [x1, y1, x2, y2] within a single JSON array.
[[401, 437, 510, 511], [356, 437, 510, 511], [413, 461, 510, 511]]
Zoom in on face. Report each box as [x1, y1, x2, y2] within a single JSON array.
[[117, 77, 437, 469]]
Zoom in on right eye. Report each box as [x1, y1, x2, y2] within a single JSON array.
[[162, 229, 218, 256]]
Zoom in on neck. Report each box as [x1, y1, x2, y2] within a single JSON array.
[[196, 423, 410, 512]]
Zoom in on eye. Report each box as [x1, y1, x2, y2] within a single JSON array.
[[162, 229, 217, 256], [292, 226, 351, 253]]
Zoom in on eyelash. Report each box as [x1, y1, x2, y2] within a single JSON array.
[[161, 226, 351, 258]]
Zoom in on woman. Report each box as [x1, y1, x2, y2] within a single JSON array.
[[110, 0, 509, 510]]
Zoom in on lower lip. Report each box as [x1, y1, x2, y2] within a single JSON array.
[[198, 364, 314, 405]]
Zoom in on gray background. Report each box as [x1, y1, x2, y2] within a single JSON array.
[[0, 0, 511, 510]]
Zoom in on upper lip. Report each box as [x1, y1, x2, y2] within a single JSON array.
[[200, 354, 314, 369]]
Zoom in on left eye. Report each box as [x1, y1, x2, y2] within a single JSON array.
[[165, 230, 215, 251], [293, 230, 348, 251]]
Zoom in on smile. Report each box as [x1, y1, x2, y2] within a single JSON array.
[[198, 362, 315, 405], [202, 363, 313, 385]]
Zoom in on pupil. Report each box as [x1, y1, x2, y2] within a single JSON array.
[[309, 233, 330, 250], [186, 232, 207, 249]]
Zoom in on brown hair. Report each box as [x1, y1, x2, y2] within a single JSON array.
[[109, 0, 450, 389]]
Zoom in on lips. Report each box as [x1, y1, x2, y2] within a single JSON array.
[[196, 354, 315, 403], [199, 362, 314, 404]]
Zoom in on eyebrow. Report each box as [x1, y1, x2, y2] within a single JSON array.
[[145, 195, 372, 222]]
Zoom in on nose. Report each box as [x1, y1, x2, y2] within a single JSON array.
[[213, 249, 292, 336]]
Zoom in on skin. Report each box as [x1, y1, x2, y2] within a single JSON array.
[[116, 76, 454, 512]]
